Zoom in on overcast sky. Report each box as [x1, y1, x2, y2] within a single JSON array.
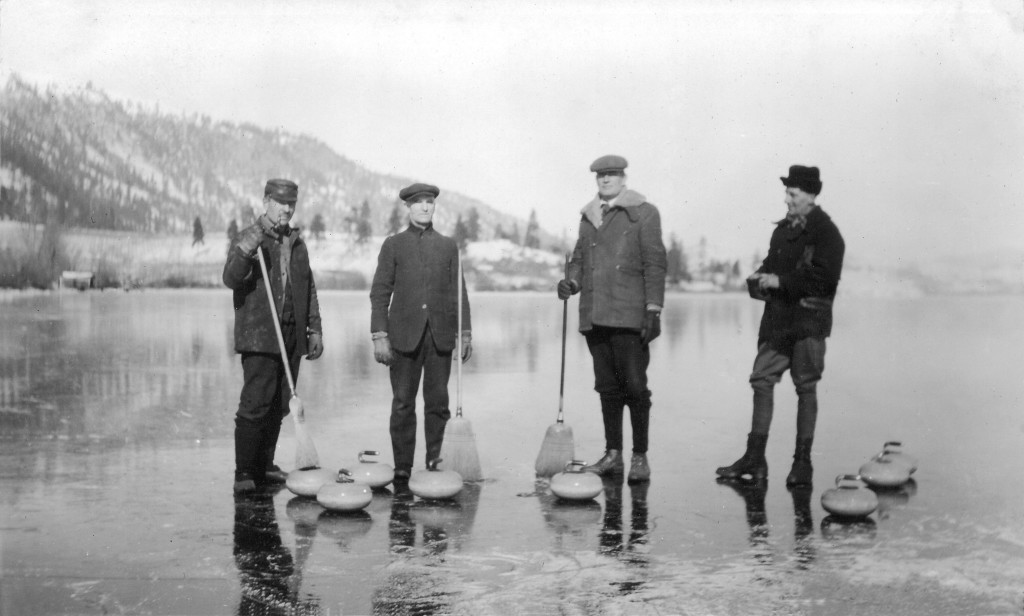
[[3, 0, 1023, 266]]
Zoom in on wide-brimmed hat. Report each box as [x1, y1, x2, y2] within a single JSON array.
[[780, 165, 822, 195]]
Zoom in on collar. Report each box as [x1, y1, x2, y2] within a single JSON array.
[[408, 222, 434, 234], [776, 205, 820, 229], [581, 188, 647, 227]]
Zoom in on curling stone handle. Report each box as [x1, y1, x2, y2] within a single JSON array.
[[564, 460, 587, 473], [358, 450, 380, 463], [337, 469, 355, 483], [835, 474, 868, 489], [427, 458, 442, 471]]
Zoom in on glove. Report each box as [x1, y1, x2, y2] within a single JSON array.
[[459, 332, 473, 363], [557, 279, 578, 300], [306, 332, 323, 360], [640, 311, 661, 345], [235, 225, 263, 257], [373, 337, 394, 366]]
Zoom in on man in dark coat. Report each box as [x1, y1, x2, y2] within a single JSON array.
[[557, 155, 667, 483], [223, 179, 323, 495], [370, 183, 472, 483], [717, 165, 844, 487]]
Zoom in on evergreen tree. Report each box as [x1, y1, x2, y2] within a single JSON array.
[[355, 198, 373, 244], [387, 202, 406, 235], [666, 233, 690, 283], [310, 213, 326, 240], [192, 216, 204, 246], [466, 207, 481, 241], [453, 214, 470, 250], [523, 210, 540, 249]]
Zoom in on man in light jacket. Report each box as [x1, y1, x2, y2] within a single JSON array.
[[557, 155, 667, 483]]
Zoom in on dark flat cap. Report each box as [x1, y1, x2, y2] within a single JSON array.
[[264, 179, 298, 203], [780, 165, 822, 195], [399, 182, 440, 202], [590, 155, 628, 173]]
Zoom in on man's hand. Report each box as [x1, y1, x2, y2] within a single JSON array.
[[557, 279, 578, 300], [640, 311, 661, 345], [235, 225, 263, 257], [459, 332, 473, 363], [306, 332, 323, 360], [373, 337, 394, 366]]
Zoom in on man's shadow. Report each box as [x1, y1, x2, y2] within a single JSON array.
[[233, 492, 321, 615]]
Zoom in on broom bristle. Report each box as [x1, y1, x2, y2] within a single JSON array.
[[535, 422, 575, 477], [439, 418, 482, 481], [292, 415, 320, 470]]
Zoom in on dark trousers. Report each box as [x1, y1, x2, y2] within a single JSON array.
[[389, 325, 452, 473], [235, 323, 300, 479], [585, 326, 652, 454], [748, 337, 826, 438]]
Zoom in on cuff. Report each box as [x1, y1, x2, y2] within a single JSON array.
[[371, 331, 388, 340]]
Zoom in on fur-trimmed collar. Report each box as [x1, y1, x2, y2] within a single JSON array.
[[581, 189, 647, 227]]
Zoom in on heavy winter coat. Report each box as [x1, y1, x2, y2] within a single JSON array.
[[370, 224, 470, 354], [756, 205, 845, 350], [567, 189, 667, 332], [223, 221, 321, 355]]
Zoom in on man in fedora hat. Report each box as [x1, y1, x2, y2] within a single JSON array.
[[370, 182, 472, 484], [557, 155, 667, 483], [224, 178, 324, 494], [716, 165, 845, 488]]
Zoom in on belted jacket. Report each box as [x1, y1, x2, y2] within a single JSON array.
[[567, 189, 667, 333], [223, 218, 321, 356], [370, 223, 471, 354], [756, 205, 845, 350]]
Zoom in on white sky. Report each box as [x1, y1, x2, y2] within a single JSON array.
[[2, 0, 1023, 265]]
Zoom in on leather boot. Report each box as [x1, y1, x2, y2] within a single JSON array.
[[583, 450, 624, 476], [627, 453, 650, 483], [715, 433, 768, 481], [785, 437, 814, 487]]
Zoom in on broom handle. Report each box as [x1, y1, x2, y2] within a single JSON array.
[[557, 253, 569, 423], [456, 252, 463, 417], [256, 247, 297, 397]]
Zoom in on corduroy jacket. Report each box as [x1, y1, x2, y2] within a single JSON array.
[[370, 223, 470, 353], [567, 189, 667, 332], [223, 219, 321, 356], [756, 205, 845, 350]]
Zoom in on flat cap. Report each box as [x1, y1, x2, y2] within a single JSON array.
[[589, 155, 628, 173], [399, 182, 440, 202], [264, 178, 298, 203]]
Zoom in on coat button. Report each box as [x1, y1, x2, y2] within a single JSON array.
[[422, 304, 427, 309]]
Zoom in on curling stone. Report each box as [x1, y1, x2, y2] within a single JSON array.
[[286, 467, 339, 498], [316, 470, 373, 512], [344, 450, 395, 488], [409, 459, 463, 500], [858, 448, 912, 488], [550, 460, 604, 501], [820, 474, 878, 518], [880, 441, 918, 474]]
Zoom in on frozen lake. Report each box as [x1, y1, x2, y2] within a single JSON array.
[[2, 289, 1023, 615]]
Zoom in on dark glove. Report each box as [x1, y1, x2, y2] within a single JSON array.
[[234, 225, 263, 257], [306, 332, 323, 360], [640, 311, 661, 345], [557, 279, 578, 300]]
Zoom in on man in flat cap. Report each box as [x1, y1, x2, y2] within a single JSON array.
[[557, 156, 667, 483], [717, 165, 844, 488], [370, 183, 472, 484], [223, 178, 324, 495]]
